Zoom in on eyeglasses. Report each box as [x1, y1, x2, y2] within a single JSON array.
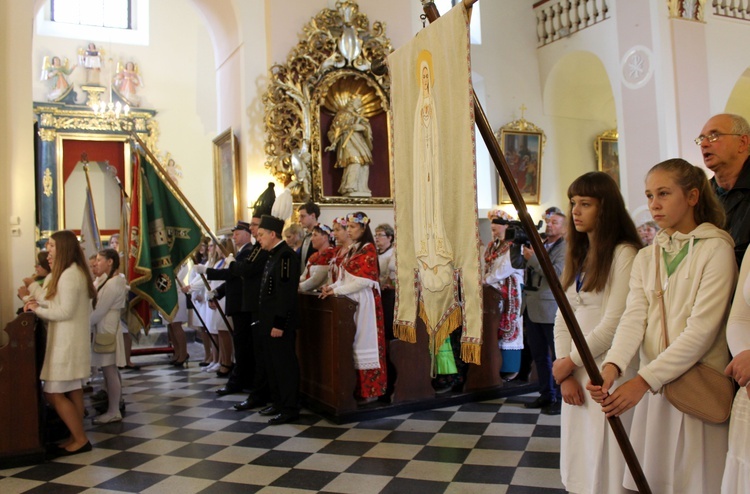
[[374, 233, 389, 238], [694, 132, 743, 145]]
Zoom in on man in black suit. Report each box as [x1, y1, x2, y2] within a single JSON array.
[[255, 213, 301, 425], [196, 221, 257, 395]]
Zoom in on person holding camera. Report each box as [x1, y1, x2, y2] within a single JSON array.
[[522, 208, 567, 415]]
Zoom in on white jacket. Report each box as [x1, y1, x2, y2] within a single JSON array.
[[727, 248, 750, 356], [35, 265, 93, 382], [605, 223, 737, 391]]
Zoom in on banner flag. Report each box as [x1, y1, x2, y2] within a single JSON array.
[[127, 150, 202, 325], [80, 181, 101, 260], [387, 2, 483, 364]]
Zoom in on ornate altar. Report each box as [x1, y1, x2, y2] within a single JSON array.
[[263, 1, 393, 205], [32, 99, 157, 243]]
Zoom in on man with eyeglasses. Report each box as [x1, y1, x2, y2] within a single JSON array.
[[697, 113, 750, 266]]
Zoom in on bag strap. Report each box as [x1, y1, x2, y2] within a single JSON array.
[[654, 243, 670, 348]]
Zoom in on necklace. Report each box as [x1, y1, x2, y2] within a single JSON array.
[[575, 271, 585, 306]]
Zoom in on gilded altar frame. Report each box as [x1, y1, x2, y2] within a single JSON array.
[[263, 1, 393, 205], [495, 117, 546, 205]]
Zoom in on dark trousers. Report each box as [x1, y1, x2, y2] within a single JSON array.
[[227, 312, 254, 390], [524, 309, 560, 403], [263, 328, 300, 413], [247, 320, 270, 403]]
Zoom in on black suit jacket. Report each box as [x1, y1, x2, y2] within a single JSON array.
[[259, 241, 300, 333], [225, 242, 269, 314], [206, 243, 253, 316]]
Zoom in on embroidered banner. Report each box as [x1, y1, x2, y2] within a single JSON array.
[[387, 3, 483, 364]]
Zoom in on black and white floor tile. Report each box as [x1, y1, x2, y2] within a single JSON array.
[[0, 361, 564, 493]]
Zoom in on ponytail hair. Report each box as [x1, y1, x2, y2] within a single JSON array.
[[96, 248, 121, 292], [647, 158, 725, 229]]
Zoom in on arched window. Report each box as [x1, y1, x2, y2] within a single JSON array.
[[36, 0, 149, 45]]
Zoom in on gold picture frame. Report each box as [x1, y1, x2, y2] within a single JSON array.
[[495, 117, 546, 205], [595, 129, 619, 187], [213, 128, 240, 235]]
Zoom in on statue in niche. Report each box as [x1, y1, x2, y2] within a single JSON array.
[[113, 61, 144, 107], [325, 96, 373, 197], [78, 42, 103, 85], [40, 56, 77, 103]]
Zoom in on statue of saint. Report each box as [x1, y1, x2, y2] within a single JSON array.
[[79, 42, 102, 85], [113, 61, 144, 107], [326, 97, 373, 197]]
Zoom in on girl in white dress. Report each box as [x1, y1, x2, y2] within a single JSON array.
[[90, 248, 127, 424], [722, 247, 750, 493], [552, 172, 642, 494], [588, 159, 737, 494], [24, 230, 97, 455]]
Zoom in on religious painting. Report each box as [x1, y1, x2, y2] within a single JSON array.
[[315, 73, 392, 205], [595, 129, 620, 187], [496, 118, 545, 205], [212, 128, 240, 234]]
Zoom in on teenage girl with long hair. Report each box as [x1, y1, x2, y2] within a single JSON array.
[[588, 159, 737, 493], [24, 230, 97, 455], [90, 248, 128, 424], [552, 172, 642, 493]]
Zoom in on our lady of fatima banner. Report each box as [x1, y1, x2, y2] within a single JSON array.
[[387, 2, 483, 364]]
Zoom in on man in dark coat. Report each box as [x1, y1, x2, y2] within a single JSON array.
[[255, 213, 301, 425]]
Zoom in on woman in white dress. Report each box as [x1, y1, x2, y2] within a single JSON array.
[[204, 237, 235, 374], [90, 248, 128, 424], [551, 172, 642, 493], [23, 230, 97, 455], [722, 247, 750, 493], [588, 159, 737, 494]]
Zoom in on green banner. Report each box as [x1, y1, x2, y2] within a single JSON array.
[[129, 151, 202, 322]]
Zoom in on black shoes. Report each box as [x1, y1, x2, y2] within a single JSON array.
[[216, 386, 242, 396], [259, 405, 280, 416], [268, 412, 299, 425], [542, 401, 561, 415], [524, 396, 554, 409], [50, 441, 92, 458], [233, 398, 267, 411]]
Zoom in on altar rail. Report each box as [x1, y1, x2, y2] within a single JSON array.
[[533, 0, 610, 47]]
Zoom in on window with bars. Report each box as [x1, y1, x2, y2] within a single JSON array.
[[51, 0, 132, 30]]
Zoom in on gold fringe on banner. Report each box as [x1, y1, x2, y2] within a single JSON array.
[[461, 342, 481, 365], [393, 323, 416, 343]]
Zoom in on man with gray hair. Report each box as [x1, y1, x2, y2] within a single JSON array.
[[698, 113, 750, 266]]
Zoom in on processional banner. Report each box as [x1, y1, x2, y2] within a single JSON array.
[[387, 2, 483, 364], [127, 150, 202, 326]]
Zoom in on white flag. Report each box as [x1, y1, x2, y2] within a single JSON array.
[[81, 182, 101, 260]]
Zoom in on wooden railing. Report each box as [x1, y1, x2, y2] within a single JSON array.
[[712, 0, 750, 21], [534, 0, 610, 47]]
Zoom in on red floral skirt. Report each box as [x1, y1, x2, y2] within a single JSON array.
[[355, 287, 388, 399]]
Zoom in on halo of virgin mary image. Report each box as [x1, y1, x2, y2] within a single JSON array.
[[412, 50, 454, 295]]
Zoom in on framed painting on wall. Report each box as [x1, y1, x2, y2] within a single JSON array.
[[495, 117, 546, 205], [595, 129, 619, 187], [213, 128, 240, 235]]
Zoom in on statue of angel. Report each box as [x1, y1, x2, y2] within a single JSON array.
[[40, 56, 77, 102], [113, 61, 144, 107]]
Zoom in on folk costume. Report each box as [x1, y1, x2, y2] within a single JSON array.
[[300, 245, 336, 292], [329, 216, 387, 399]]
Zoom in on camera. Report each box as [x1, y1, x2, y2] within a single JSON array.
[[495, 218, 544, 247]]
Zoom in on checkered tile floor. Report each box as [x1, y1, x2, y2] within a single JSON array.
[[0, 361, 564, 493]]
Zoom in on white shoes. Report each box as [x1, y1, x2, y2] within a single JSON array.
[[204, 362, 221, 373], [92, 412, 122, 425]]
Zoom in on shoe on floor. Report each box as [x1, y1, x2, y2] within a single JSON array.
[[259, 405, 280, 416], [51, 441, 92, 457], [268, 412, 299, 425], [524, 396, 554, 409], [92, 413, 122, 425], [542, 401, 561, 415]]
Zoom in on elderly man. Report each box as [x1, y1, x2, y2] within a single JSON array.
[[698, 113, 750, 267]]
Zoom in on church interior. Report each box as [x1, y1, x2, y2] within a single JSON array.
[[2, 0, 750, 491]]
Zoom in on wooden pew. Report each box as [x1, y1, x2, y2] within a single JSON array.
[[297, 292, 359, 415], [464, 284, 504, 391], [0, 313, 46, 467]]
